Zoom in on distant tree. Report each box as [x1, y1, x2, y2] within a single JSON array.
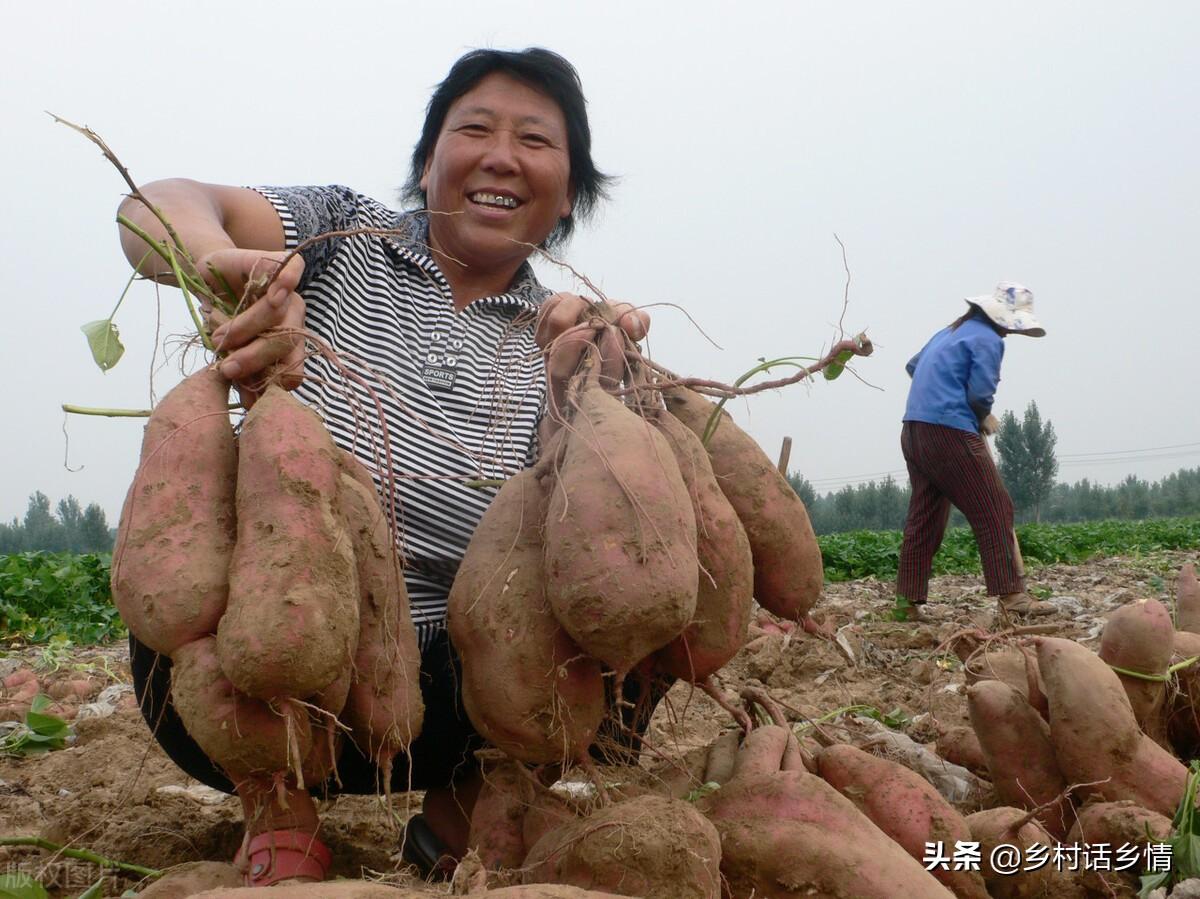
[[78, 503, 112, 552], [23, 492, 63, 552], [877, 475, 907, 530], [1, 492, 114, 553], [996, 401, 1058, 522], [788, 473, 817, 509]]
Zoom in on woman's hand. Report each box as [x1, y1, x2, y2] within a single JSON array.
[[199, 248, 307, 407], [535, 292, 650, 421]]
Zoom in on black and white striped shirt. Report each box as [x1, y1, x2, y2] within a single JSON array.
[[256, 185, 549, 648]]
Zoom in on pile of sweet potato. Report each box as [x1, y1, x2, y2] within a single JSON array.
[[447, 328, 825, 767], [111, 368, 423, 788]]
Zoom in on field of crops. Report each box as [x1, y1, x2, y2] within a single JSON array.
[[2, 518, 1199, 645]]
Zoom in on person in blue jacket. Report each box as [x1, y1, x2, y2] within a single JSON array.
[[896, 282, 1049, 621]]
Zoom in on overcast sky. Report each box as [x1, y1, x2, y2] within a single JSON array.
[[3, 1, 1198, 524]]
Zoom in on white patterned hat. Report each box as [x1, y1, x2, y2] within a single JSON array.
[[966, 282, 1045, 336]]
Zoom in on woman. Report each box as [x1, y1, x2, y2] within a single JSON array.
[[119, 48, 650, 886], [895, 282, 1050, 622]]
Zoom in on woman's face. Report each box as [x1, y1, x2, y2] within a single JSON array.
[[421, 72, 573, 279]]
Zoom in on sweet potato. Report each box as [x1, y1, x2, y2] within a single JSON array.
[[544, 371, 698, 675], [468, 757, 532, 871], [1066, 799, 1172, 895], [1099, 597, 1174, 747], [935, 724, 988, 777], [700, 769, 955, 898], [112, 367, 237, 655], [817, 743, 989, 899], [449, 466, 606, 764], [1036, 636, 1187, 817], [337, 471, 423, 770], [966, 807, 1088, 899], [1167, 629, 1200, 757], [651, 410, 754, 681], [662, 385, 822, 621], [170, 636, 312, 779], [217, 385, 359, 700], [966, 680, 1072, 838], [136, 861, 243, 897], [524, 793, 721, 899], [1178, 562, 1200, 634]]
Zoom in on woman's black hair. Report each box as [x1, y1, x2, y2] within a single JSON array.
[[951, 304, 1006, 335], [401, 48, 613, 249]]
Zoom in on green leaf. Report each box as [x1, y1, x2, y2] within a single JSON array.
[[76, 879, 105, 899], [0, 872, 51, 898], [80, 319, 125, 372]]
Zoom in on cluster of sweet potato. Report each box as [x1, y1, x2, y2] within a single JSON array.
[[447, 324, 824, 767], [111, 368, 422, 789]]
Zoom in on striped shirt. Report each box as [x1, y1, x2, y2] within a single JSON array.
[[255, 185, 549, 648]]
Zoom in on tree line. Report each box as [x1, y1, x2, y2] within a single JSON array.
[[790, 402, 1200, 534], [0, 492, 114, 554]]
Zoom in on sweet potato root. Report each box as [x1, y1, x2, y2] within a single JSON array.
[[817, 743, 989, 899], [449, 466, 606, 764], [1167, 629, 1200, 758], [112, 367, 237, 655], [966, 680, 1072, 839], [662, 385, 822, 621], [1036, 636, 1187, 817], [701, 769, 955, 898], [217, 385, 359, 700], [966, 807, 1089, 899], [1178, 562, 1200, 634], [337, 470, 423, 770], [544, 371, 697, 675], [468, 757, 532, 871], [651, 410, 754, 682], [1067, 799, 1172, 893], [1098, 597, 1174, 747], [524, 793, 721, 899], [170, 636, 311, 780]]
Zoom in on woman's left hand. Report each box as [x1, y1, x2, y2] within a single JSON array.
[[535, 292, 650, 421]]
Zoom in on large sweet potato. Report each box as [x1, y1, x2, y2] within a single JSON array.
[[1099, 597, 1174, 747], [544, 372, 698, 675], [662, 385, 822, 621], [217, 385, 359, 700], [112, 367, 237, 655], [816, 743, 989, 899], [467, 757, 532, 871], [1066, 800, 1172, 896], [1036, 636, 1187, 817], [337, 471, 423, 771], [170, 636, 312, 780], [449, 466, 606, 764], [966, 807, 1089, 899], [700, 769, 955, 898], [524, 793, 721, 899], [966, 680, 1072, 839], [651, 410, 754, 681]]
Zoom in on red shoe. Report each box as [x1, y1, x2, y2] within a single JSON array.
[[237, 829, 331, 887]]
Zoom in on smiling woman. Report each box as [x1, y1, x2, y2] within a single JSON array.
[[112, 46, 652, 887]]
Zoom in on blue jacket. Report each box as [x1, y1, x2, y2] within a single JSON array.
[[903, 313, 1004, 434]]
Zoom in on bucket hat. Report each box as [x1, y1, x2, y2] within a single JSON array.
[[966, 282, 1045, 337]]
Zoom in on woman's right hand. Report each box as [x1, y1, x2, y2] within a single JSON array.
[[199, 248, 307, 407]]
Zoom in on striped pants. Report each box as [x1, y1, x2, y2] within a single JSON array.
[[897, 421, 1023, 604]]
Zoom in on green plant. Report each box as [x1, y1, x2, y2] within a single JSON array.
[[0, 873, 49, 898], [0, 695, 72, 757], [0, 552, 122, 644], [1139, 760, 1200, 896]]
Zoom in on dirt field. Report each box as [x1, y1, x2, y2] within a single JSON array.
[[1, 549, 1192, 896]]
